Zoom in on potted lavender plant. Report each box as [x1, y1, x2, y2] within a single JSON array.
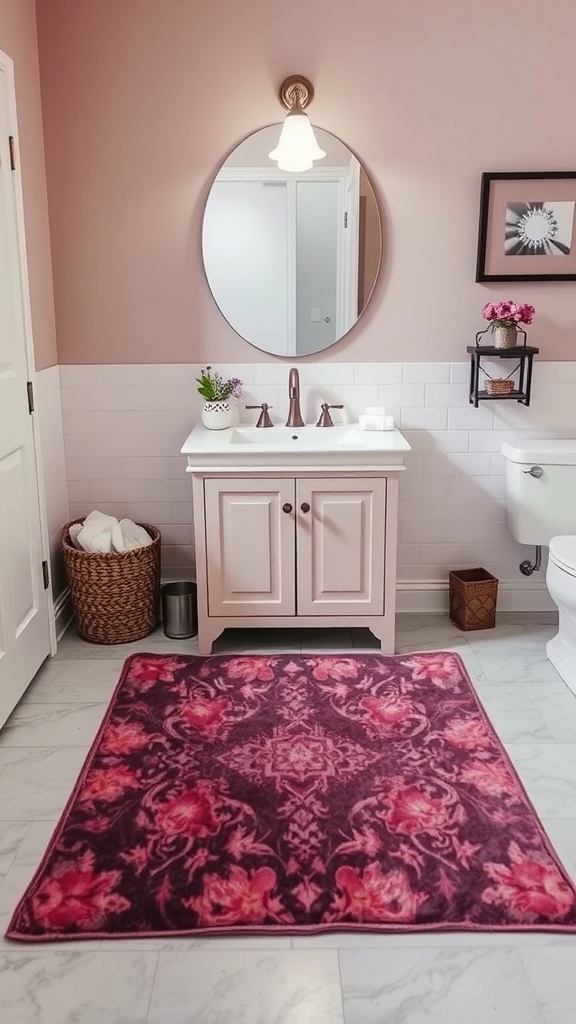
[[196, 367, 243, 429]]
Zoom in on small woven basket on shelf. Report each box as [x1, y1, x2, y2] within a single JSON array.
[[61, 520, 161, 644], [449, 567, 499, 631], [485, 378, 515, 396]]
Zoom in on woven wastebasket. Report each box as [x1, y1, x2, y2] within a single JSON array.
[[449, 567, 499, 631], [61, 520, 161, 644]]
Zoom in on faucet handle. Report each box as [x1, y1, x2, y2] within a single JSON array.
[[316, 403, 344, 428], [246, 402, 274, 428]]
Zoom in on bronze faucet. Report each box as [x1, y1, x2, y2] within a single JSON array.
[[286, 367, 305, 427]]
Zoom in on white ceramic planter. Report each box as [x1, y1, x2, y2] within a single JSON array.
[[201, 401, 232, 430]]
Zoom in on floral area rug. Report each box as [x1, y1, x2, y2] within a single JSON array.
[[7, 652, 576, 941]]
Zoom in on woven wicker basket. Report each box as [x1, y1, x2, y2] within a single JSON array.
[[485, 378, 515, 396], [449, 567, 499, 631], [62, 520, 161, 644]]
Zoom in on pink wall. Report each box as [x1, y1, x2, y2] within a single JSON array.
[[0, 0, 56, 369], [37, 0, 576, 364]]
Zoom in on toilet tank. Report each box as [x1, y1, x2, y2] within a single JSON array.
[[502, 440, 576, 545]]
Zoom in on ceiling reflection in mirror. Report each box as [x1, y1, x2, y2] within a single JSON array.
[[202, 126, 382, 357]]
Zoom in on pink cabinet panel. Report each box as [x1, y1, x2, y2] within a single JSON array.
[[204, 478, 296, 616], [296, 477, 386, 616]]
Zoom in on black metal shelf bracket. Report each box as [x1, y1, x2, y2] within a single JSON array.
[[467, 344, 539, 408]]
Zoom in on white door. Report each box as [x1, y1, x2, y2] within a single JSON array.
[[296, 477, 386, 616], [204, 478, 296, 616], [294, 180, 339, 355], [0, 53, 51, 727], [203, 180, 290, 355]]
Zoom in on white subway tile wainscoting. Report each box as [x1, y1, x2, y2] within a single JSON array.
[[55, 361, 576, 609]]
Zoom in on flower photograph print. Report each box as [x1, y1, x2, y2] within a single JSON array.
[[505, 201, 574, 256], [476, 171, 576, 281]]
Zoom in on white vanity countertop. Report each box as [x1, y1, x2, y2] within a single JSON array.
[[181, 422, 411, 470]]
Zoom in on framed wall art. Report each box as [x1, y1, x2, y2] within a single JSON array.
[[475, 171, 576, 282]]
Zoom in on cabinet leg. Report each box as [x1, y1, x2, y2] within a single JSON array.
[[197, 621, 225, 656], [369, 619, 396, 654]]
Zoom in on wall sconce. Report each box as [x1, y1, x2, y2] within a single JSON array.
[[268, 75, 326, 173]]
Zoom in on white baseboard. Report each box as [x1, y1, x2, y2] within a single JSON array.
[[396, 579, 555, 614], [53, 587, 73, 641]]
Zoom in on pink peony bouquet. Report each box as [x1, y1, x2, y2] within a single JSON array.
[[482, 301, 535, 331]]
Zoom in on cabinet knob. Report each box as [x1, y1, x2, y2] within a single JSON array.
[[282, 502, 293, 514], [300, 502, 310, 513]]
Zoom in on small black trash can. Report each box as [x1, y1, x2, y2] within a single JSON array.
[[161, 581, 198, 639]]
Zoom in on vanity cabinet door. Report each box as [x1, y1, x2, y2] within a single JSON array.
[[296, 478, 386, 616], [204, 478, 296, 617]]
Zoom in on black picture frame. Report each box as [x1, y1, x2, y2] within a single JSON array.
[[475, 171, 576, 282]]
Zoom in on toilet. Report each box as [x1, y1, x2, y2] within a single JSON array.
[[501, 440, 576, 696]]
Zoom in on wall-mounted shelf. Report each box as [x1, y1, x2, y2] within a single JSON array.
[[467, 345, 539, 408]]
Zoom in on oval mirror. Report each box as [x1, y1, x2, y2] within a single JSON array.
[[202, 125, 382, 357]]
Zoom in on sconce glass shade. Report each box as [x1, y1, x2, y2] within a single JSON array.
[[268, 110, 327, 172]]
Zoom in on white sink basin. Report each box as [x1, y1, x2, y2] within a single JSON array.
[[230, 426, 375, 447], [182, 422, 411, 469]]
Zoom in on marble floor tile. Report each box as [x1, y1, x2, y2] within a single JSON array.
[[518, 948, 576, 1024], [99, 934, 292, 952], [0, 822, 30, 884], [0, 821, 58, 917], [292, 929, 576, 950], [506, 744, 576, 818], [339, 946, 545, 1024], [478, 694, 555, 744], [542, 818, 576, 881], [0, 951, 158, 1024], [19, 658, 126, 704], [0, 703, 107, 748], [148, 949, 344, 1024], [53, 627, 199, 661], [0, 746, 88, 820], [528, 691, 576, 743], [459, 624, 531, 652], [499, 611, 558, 626], [474, 646, 565, 687], [395, 619, 464, 649]]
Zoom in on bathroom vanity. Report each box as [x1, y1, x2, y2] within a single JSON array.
[[182, 422, 410, 654]]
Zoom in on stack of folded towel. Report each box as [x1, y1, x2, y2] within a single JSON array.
[[69, 510, 153, 553]]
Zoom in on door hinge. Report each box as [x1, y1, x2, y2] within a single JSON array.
[[344, 211, 348, 228], [27, 380, 34, 414], [9, 135, 16, 171], [42, 560, 50, 589]]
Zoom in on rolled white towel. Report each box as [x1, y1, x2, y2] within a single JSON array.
[[119, 519, 153, 550], [68, 523, 83, 549], [76, 510, 119, 552], [111, 522, 127, 553], [91, 530, 113, 553]]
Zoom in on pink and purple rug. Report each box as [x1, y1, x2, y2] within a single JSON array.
[[7, 651, 576, 941]]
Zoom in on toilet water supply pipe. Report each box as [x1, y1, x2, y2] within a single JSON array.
[[520, 546, 542, 577]]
